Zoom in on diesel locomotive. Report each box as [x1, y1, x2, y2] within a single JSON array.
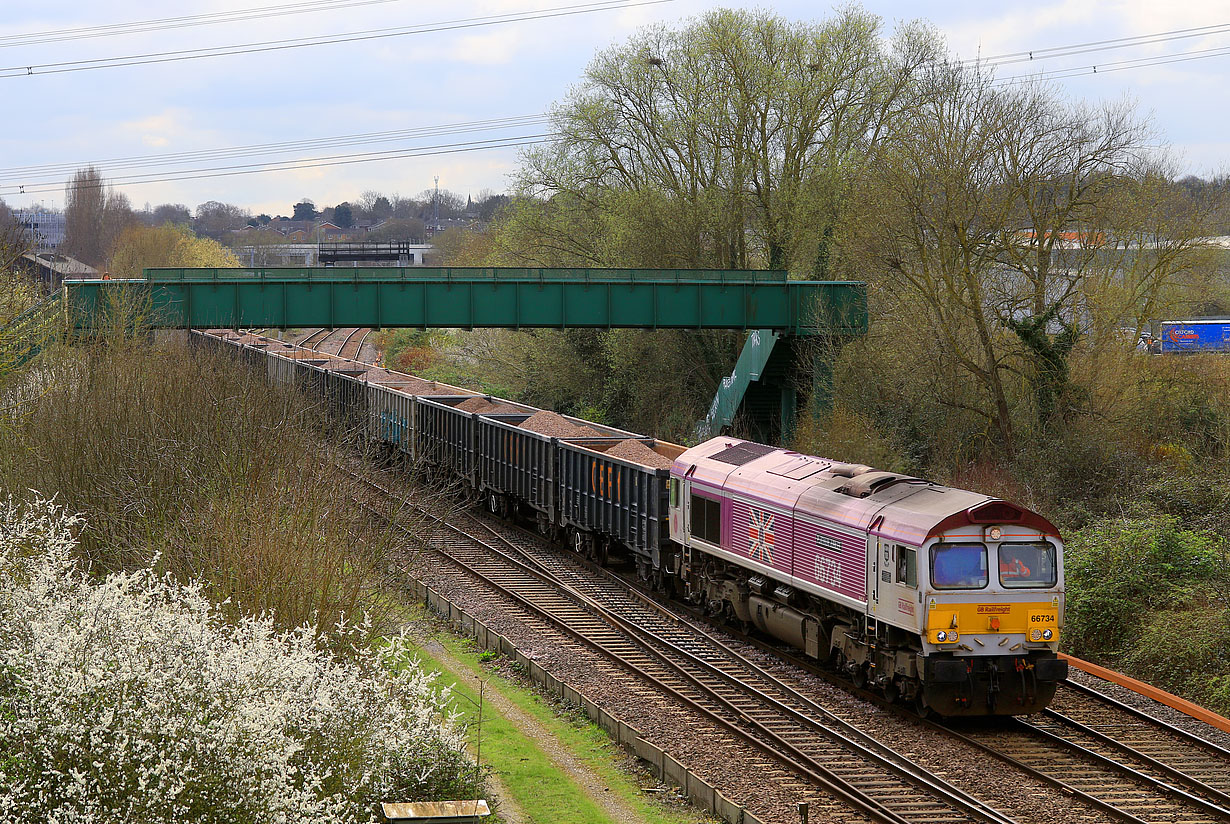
[[194, 329, 1067, 716]]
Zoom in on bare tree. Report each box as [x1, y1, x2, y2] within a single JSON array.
[[192, 201, 251, 239], [848, 61, 1214, 445], [512, 8, 941, 271]]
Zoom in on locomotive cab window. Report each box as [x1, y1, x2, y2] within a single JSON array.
[[930, 543, 988, 589], [894, 545, 917, 587], [998, 543, 1057, 588], [670, 478, 680, 509], [690, 493, 721, 544]]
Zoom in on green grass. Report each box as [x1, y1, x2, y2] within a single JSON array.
[[405, 616, 709, 824]]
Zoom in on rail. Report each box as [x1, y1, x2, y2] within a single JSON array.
[[351, 469, 1017, 824]]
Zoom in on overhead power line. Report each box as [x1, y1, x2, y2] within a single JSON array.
[[0, 114, 550, 180], [0, 134, 554, 197], [0, 0, 413, 49], [0, 0, 674, 78], [964, 21, 1230, 67], [994, 40, 1230, 85]]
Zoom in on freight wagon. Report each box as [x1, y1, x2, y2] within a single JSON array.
[[188, 330, 682, 576], [191, 329, 1066, 716]]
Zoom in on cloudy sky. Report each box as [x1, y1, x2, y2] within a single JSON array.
[[1, 0, 1226, 217]]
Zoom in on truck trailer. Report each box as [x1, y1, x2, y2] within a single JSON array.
[[1159, 319, 1230, 353]]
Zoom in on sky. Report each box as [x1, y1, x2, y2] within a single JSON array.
[[1, 0, 1227, 217]]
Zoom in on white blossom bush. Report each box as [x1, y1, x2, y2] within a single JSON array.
[[0, 495, 479, 823]]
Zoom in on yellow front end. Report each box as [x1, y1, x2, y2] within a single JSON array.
[[925, 598, 1060, 646]]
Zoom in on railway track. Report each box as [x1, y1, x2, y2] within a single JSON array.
[[336, 328, 370, 361], [298, 328, 332, 348], [645, 591, 1230, 824], [329, 452, 1230, 824], [633, 578, 1230, 824], [295, 327, 367, 358], [351, 468, 1018, 824], [972, 680, 1230, 823], [447, 520, 1230, 824]]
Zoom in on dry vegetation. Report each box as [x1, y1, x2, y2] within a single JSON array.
[[0, 332, 427, 638]]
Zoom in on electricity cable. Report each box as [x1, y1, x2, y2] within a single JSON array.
[[0, 134, 554, 196], [0, 0, 414, 49], [0, 115, 550, 179], [0, 0, 674, 78], [993, 40, 1230, 85], [961, 21, 1230, 67]]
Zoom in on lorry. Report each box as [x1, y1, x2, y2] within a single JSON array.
[[1158, 319, 1230, 353]]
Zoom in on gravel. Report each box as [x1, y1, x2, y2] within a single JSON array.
[[377, 502, 1116, 823], [519, 410, 588, 437], [455, 397, 523, 415], [1064, 668, 1230, 751], [604, 439, 675, 469]]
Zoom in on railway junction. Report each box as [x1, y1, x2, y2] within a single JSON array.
[[191, 325, 1230, 824]]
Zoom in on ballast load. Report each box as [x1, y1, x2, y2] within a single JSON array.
[[194, 330, 1067, 716]]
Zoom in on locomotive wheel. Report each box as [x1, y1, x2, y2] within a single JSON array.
[[851, 663, 868, 690], [882, 679, 900, 704]]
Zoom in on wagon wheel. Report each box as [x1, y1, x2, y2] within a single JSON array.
[[851, 662, 868, 690]]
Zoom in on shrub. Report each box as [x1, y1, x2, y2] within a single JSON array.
[[0, 339, 405, 637], [1063, 515, 1225, 658], [0, 496, 481, 822], [1122, 604, 1230, 714]]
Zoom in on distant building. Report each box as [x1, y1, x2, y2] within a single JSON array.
[[16, 252, 95, 288], [14, 209, 66, 251]]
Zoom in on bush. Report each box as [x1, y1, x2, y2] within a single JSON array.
[[1122, 605, 1230, 713], [0, 496, 481, 822], [1064, 515, 1226, 658], [0, 339, 405, 636]]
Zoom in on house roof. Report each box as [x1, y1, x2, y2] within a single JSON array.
[[21, 252, 96, 278]]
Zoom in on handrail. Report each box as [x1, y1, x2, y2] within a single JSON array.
[[140, 266, 798, 284], [696, 329, 780, 440]]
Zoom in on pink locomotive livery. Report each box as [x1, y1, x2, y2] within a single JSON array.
[[669, 437, 1066, 716]]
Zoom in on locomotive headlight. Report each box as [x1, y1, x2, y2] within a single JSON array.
[[1042, 629, 1053, 641], [936, 630, 948, 642], [986, 525, 1003, 541]]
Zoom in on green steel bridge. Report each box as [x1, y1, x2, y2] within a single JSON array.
[[38, 267, 868, 442]]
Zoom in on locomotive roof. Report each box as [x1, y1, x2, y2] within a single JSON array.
[[673, 437, 1059, 545]]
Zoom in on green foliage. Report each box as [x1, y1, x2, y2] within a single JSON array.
[[502, 8, 938, 274], [332, 202, 353, 228], [376, 327, 438, 369], [108, 222, 239, 277], [292, 200, 318, 221], [1064, 516, 1225, 659], [1121, 606, 1230, 714]]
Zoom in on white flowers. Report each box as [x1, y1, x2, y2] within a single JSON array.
[[0, 496, 478, 823]]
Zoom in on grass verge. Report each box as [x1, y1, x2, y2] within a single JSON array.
[[404, 610, 712, 824]]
